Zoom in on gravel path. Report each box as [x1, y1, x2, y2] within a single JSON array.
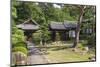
[[26, 41, 49, 65]]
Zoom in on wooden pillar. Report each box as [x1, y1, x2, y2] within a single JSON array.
[[51, 31, 56, 42], [66, 30, 69, 40]]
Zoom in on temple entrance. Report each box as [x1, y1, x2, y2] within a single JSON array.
[[49, 21, 77, 42]]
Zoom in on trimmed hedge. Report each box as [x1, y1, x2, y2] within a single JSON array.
[[12, 46, 27, 55], [12, 42, 27, 48]]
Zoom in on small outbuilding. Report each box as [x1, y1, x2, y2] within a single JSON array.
[[17, 19, 39, 41]]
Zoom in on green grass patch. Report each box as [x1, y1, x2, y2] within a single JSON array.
[[43, 48, 91, 63], [33, 41, 95, 63]]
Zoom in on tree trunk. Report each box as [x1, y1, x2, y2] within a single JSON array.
[[73, 6, 86, 48]]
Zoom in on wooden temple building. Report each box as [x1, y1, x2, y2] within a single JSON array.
[[49, 20, 93, 41], [49, 21, 77, 41]]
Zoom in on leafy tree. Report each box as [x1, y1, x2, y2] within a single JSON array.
[[16, 2, 33, 23], [73, 6, 86, 48], [73, 5, 96, 48]]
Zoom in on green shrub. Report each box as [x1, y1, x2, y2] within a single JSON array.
[[79, 40, 88, 46], [12, 46, 27, 55], [77, 43, 84, 49], [32, 31, 41, 45], [12, 34, 24, 44], [12, 42, 27, 48], [12, 26, 25, 48], [87, 34, 96, 48]]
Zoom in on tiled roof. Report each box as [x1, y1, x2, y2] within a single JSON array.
[[49, 21, 77, 30], [17, 19, 39, 30]]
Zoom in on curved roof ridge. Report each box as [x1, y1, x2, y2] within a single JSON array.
[[23, 19, 39, 26]]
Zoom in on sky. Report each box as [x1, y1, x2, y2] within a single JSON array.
[[53, 4, 61, 8]]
